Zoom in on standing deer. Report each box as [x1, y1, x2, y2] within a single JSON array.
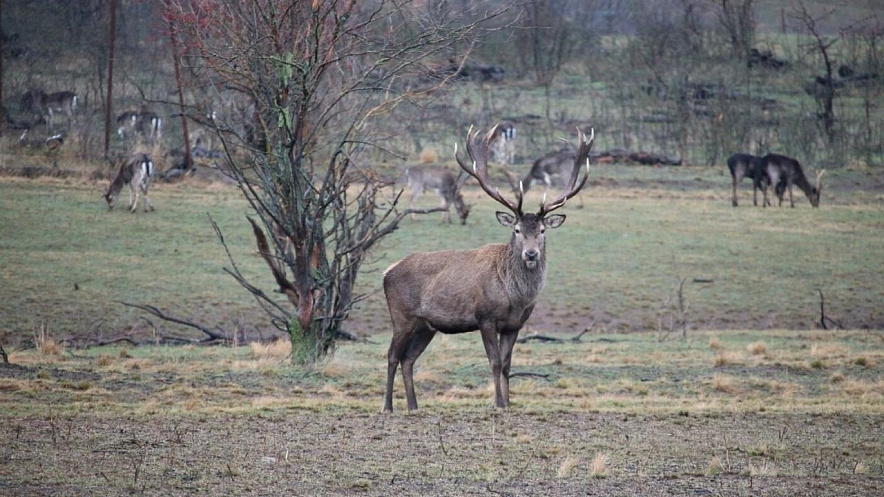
[[116, 108, 162, 142], [489, 120, 516, 166], [762, 154, 825, 208], [505, 147, 586, 208], [398, 165, 471, 224], [42, 91, 78, 128], [104, 154, 156, 213], [383, 125, 592, 412], [20, 89, 77, 128], [727, 153, 770, 207]]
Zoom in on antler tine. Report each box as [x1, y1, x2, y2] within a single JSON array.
[[539, 127, 594, 216], [455, 124, 521, 214]]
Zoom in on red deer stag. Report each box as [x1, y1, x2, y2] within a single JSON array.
[[727, 153, 770, 207], [762, 154, 824, 208], [104, 154, 156, 213], [382, 125, 593, 412], [398, 165, 471, 224]]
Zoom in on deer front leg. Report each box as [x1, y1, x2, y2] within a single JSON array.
[[479, 325, 505, 408], [498, 330, 520, 407], [144, 192, 155, 212], [401, 324, 435, 411], [788, 185, 795, 208], [128, 185, 136, 212], [732, 175, 740, 207]]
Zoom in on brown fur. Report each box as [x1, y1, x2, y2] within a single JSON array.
[[382, 126, 592, 412]]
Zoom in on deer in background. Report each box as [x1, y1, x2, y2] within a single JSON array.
[[489, 120, 516, 166], [104, 154, 156, 213], [762, 154, 825, 208], [382, 125, 592, 412], [20, 89, 77, 129], [398, 165, 471, 224], [116, 108, 162, 142], [506, 146, 586, 208], [727, 153, 770, 207]]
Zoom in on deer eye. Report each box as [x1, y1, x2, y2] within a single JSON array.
[[540, 228, 546, 234], [514, 227, 521, 234]]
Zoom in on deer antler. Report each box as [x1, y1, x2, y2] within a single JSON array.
[[815, 169, 826, 190], [455, 124, 523, 215], [538, 128, 593, 216]]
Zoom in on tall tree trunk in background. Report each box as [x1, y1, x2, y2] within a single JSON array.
[[103, 0, 118, 159], [0, 0, 5, 128], [166, 11, 191, 169]]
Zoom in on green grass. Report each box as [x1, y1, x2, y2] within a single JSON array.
[[1, 167, 883, 345]]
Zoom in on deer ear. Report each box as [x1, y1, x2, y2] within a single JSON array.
[[496, 211, 516, 227], [544, 214, 566, 229]]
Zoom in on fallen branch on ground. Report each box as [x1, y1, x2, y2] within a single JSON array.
[[817, 289, 844, 330], [508, 372, 550, 379], [119, 302, 230, 342]]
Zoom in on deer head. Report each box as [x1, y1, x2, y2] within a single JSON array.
[[456, 125, 592, 269]]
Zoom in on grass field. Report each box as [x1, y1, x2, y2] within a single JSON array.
[[1, 165, 883, 495]]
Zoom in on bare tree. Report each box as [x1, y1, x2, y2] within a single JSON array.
[[792, 1, 838, 143], [164, 0, 504, 363], [711, 0, 756, 60]]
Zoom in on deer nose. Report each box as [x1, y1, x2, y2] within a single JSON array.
[[524, 249, 538, 261]]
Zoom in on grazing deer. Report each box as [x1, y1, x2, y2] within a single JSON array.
[[398, 165, 471, 224], [489, 121, 516, 166], [727, 153, 770, 207], [382, 125, 592, 412], [104, 154, 156, 213], [762, 154, 824, 208]]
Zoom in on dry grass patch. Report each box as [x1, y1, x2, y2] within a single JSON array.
[[708, 336, 723, 350], [320, 359, 352, 379], [748, 460, 778, 476], [811, 343, 849, 358], [706, 456, 723, 476], [854, 461, 868, 475], [830, 371, 846, 383], [711, 374, 741, 394], [413, 369, 444, 386], [557, 456, 580, 478], [249, 340, 291, 360], [95, 355, 114, 367], [747, 341, 767, 355], [840, 379, 884, 396], [590, 452, 608, 478], [713, 351, 744, 367]]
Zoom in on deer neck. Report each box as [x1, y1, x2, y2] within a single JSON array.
[[503, 240, 546, 308], [792, 170, 813, 196]]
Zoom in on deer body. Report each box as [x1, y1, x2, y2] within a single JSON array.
[[43, 91, 78, 127], [489, 121, 516, 166], [116, 109, 162, 141], [383, 126, 592, 412], [762, 153, 823, 208], [399, 165, 470, 224], [104, 154, 156, 213], [727, 153, 770, 207]]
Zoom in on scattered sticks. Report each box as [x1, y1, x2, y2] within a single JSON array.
[[817, 289, 843, 330], [515, 321, 597, 344], [119, 301, 229, 343]]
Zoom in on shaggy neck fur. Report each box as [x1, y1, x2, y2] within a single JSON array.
[[503, 236, 546, 307]]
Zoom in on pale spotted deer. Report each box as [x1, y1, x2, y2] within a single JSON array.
[[104, 155, 156, 213], [398, 165, 471, 224]]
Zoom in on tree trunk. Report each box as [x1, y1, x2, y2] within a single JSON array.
[[166, 13, 192, 169], [103, 0, 118, 159]]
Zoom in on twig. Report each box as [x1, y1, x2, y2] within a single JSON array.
[[817, 289, 844, 330], [570, 321, 597, 342], [119, 302, 229, 342], [0, 342, 8, 363], [516, 333, 563, 344], [508, 372, 550, 379], [437, 420, 448, 456]]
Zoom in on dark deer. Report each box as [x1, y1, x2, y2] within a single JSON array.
[[762, 154, 825, 208], [398, 165, 471, 224], [727, 153, 770, 207], [104, 154, 156, 213], [382, 125, 592, 412]]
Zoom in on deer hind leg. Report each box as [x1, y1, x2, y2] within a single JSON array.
[[789, 185, 795, 208], [479, 325, 505, 408], [440, 191, 452, 224], [127, 184, 137, 212], [732, 172, 741, 207], [498, 330, 520, 407], [409, 187, 423, 221], [142, 187, 155, 212]]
